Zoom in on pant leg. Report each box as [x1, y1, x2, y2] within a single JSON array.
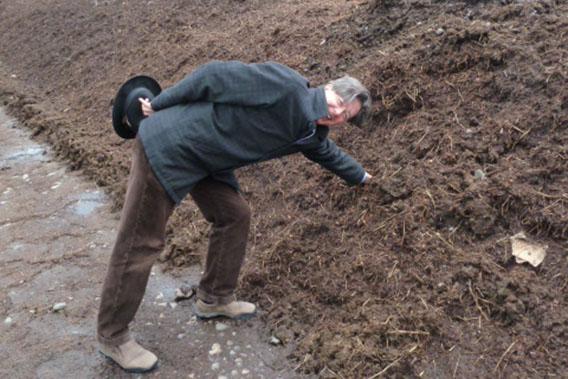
[[190, 178, 251, 305], [97, 137, 175, 345]]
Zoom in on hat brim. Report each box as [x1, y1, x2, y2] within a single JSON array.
[[112, 76, 162, 139]]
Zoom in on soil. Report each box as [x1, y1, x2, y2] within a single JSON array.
[[0, 0, 566, 377]]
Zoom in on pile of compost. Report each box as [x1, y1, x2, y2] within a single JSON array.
[[0, 0, 566, 376]]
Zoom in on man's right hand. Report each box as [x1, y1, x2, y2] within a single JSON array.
[[362, 172, 373, 183], [139, 97, 154, 117]]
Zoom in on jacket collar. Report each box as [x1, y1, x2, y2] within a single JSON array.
[[305, 86, 329, 122]]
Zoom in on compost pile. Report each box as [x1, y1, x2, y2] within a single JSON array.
[[0, 0, 566, 376]]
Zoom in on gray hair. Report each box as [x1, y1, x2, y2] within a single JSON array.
[[328, 75, 371, 126]]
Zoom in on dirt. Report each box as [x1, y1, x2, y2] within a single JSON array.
[[0, 0, 566, 377]]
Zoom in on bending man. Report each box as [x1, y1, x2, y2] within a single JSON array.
[[97, 60, 372, 372]]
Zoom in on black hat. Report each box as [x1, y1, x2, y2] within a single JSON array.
[[112, 75, 161, 139]]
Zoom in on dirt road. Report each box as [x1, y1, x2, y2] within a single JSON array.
[[0, 107, 301, 378]]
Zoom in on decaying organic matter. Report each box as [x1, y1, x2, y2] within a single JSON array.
[[0, 0, 566, 377]]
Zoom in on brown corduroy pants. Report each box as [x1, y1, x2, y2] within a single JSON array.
[[97, 137, 251, 345]]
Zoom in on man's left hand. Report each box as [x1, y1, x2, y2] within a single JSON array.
[[139, 97, 154, 117]]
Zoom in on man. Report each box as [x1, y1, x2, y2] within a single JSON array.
[[97, 60, 372, 372]]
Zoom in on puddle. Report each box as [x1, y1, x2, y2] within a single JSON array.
[[72, 191, 105, 216], [4, 146, 47, 163], [0, 109, 48, 168]]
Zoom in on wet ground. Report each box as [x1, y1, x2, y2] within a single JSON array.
[[0, 107, 302, 379]]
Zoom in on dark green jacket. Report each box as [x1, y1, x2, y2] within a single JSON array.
[[139, 61, 365, 204]]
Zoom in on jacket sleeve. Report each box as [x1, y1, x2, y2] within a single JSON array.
[[151, 61, 302, 111], [301, 138, 366, 185]]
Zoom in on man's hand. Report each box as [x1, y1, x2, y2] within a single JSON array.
[[362, 172, 373, 184], [139, 97, 154, 117]]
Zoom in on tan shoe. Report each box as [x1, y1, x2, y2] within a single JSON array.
[[193, 298, 257, 320], [99, 338, 158, 373]]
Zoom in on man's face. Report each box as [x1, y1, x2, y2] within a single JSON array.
[[316, 85, 362, 127]]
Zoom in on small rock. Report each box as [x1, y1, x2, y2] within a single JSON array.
[[511, 232, 547, 267], [231, 370, 239, 376], [169, 302, 178, 309], [216, 322, 229, 332], [270, 336, 281, 345], [242, 369, 250, 375], [209, 343, 222, 355], [235, 358, 243, 367], [226, 340, 234, 346], [218, 376, 227, 379], [4, 316, 13, 326], [155, 292, 164, 300], [177, 333, 185, 340], [474, 169, 486, 180], [211, 362, 220, 370], [175, 285, 195, 301], [435, 27, 445, 35], [53, 302, 66, 312]]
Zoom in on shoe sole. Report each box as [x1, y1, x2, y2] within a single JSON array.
[[99, 351, 159, 373], [192, 304, 257, 321]]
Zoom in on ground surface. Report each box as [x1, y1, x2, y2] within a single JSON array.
[[0, 0, 566, 377], [0, 108, 301, 378]]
